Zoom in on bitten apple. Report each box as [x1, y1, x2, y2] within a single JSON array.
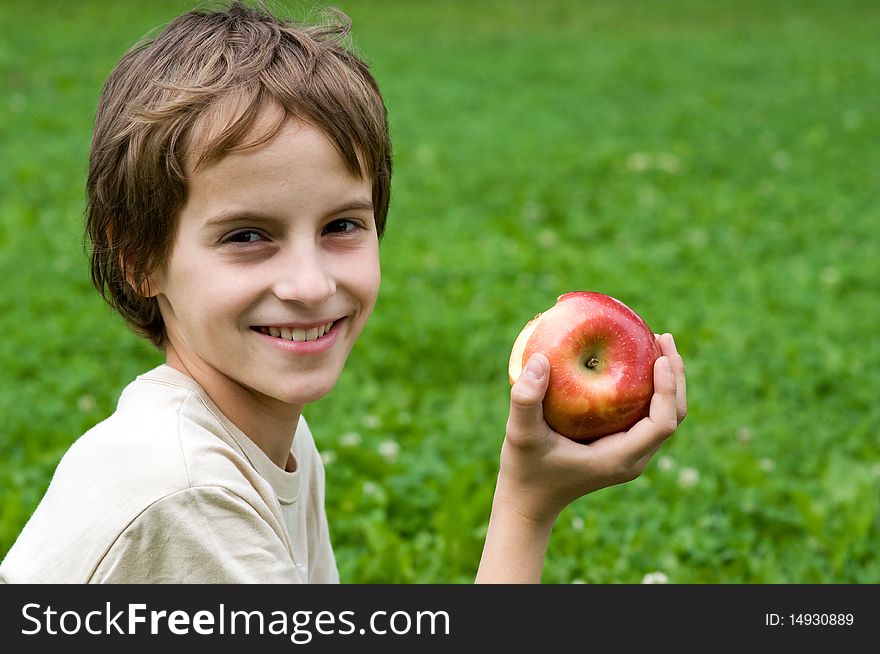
[[508, 291, 661, 440]]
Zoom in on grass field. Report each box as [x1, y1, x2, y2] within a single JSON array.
[[1, 0, 878, 583]]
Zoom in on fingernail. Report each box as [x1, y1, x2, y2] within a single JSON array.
[[525, 355, 546, 380]]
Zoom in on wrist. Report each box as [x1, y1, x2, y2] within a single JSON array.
[[492, 472, 563, 531]]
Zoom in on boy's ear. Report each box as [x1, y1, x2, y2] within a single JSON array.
[[120, 254, 161, 298], [138, 276, 161, 298]]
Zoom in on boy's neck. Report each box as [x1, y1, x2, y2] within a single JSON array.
[[164, 346, 302, 471]]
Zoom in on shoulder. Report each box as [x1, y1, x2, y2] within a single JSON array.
[[61, 368, 249, 494], [0, 367, 284, 583]]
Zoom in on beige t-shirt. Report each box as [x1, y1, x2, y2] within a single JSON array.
[[0, 365, 339, 583]]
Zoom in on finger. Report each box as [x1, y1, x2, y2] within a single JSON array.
[[506, 353, 550, 443], [621, 356, 678, 456], [659, 333, 687, 423], [649, 355, 678, 433]]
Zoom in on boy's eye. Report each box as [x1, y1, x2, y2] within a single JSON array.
[[323, 219, 360, 235], [223, 229, 265, 244]]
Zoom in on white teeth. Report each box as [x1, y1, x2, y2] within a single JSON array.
[[261, 320, 336, 341]]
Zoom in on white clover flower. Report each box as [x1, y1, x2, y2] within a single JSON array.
[[520, 201, 546, 223], [378, 440, 400, 462], [656, 152, 681, 173], [340, 432, 362, 447], [759, 458, 775, 472], [570, 516, 585, 531], [571, 579, 586, 584], [736, 427, 753, 444], [362, 481, 380, 497], [641, 571, 669, 584], [320, 449, 337, 465], [626, 152, 652, 172], [625, 151, 680, 174], [537, 229, 558, 248], [657, 455, 676, 472], [362, 414, 382, 429], [677, 467, 700, 488], [77, 394, 97, 412]]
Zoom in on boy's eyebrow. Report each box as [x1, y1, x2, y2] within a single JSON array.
[[328, 198, 375, 215], [202, 199, 374, 229]]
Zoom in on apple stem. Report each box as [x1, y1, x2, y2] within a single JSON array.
[[586, 357, 599, 369]]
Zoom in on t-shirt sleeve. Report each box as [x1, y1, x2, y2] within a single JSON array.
[[90, 486, 302, 583]]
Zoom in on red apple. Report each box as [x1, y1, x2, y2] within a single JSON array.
[[508, 291, 661, 440]]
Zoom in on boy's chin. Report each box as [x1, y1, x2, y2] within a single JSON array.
[[269, 378, 339, 406]]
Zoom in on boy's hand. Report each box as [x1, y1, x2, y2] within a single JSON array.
[[497, 332, 687, 526]]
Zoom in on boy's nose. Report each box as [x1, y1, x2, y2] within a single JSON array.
[[271, 248, 336, 308]]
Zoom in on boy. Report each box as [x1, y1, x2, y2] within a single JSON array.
[[0, 1, 685, 583]]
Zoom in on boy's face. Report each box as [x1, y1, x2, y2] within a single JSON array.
[[149, 117, 380, 412]]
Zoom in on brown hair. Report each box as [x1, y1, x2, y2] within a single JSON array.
[[86, 1, 392, 348]]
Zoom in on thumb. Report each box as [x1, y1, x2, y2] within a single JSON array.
[[507, 353, 550, 437]]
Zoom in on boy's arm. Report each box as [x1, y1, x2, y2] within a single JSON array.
[[475, 487, 554, 583], [476, 333, 686, 583]]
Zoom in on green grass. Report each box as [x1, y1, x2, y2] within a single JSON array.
[[1, 0, 878, 583]]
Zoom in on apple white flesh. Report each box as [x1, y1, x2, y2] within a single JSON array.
[[508, 291, 661, 440]]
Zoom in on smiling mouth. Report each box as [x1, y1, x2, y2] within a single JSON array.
[[251, 320, 338, 343]]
